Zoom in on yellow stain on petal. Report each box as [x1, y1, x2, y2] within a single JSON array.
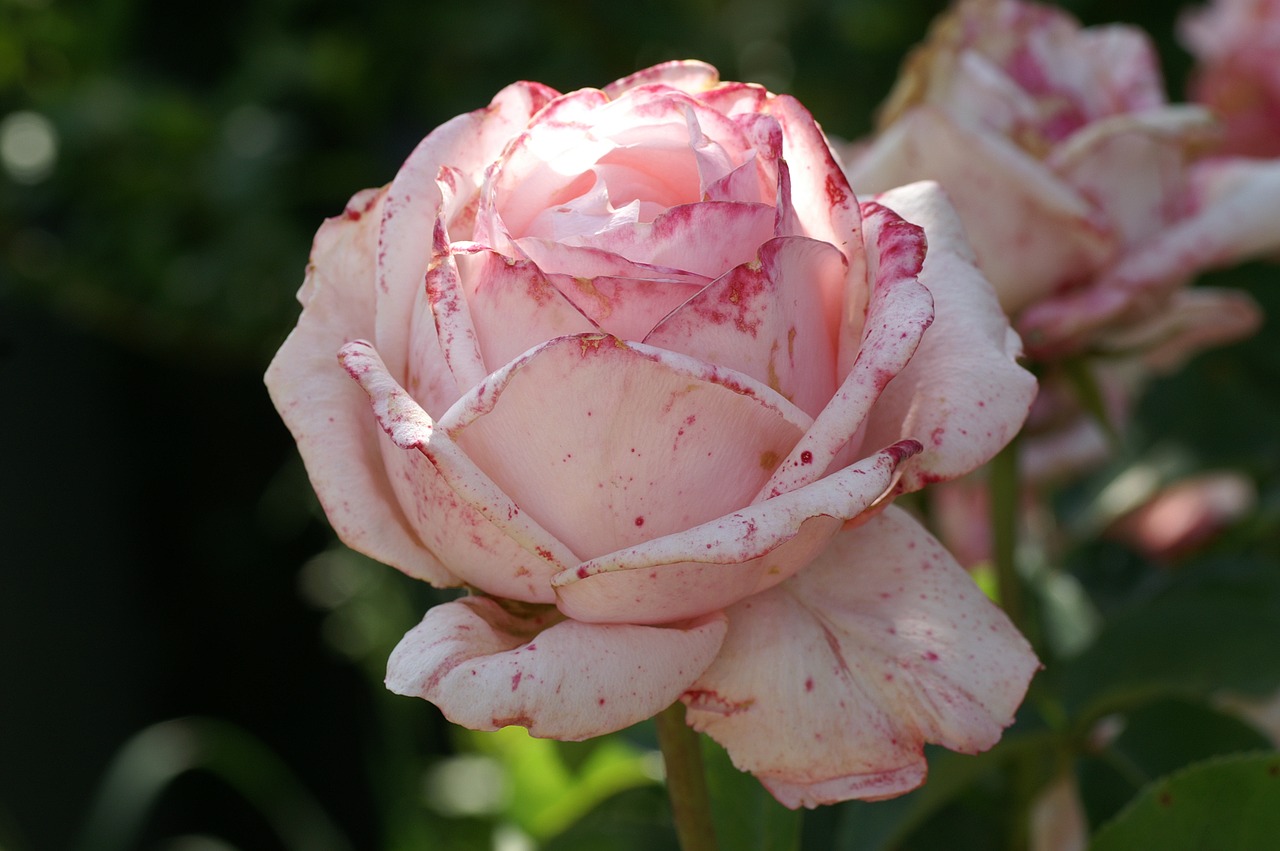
[[759, 450, 780, 471], [573, 276, 614, 319], [787, 326, 797, 361], [766, 340, 783, 394], [578, 333, 628, 357]]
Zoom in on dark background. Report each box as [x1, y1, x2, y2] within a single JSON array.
[[2, 1, 1272, 849]]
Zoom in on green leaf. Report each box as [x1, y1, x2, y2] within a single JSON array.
[[542, 786, 678, 851], [1062, 559, 1280, 723], [468, 726, 660, 842], [75, 717, 353, 851], [1076, 698, 1275, 829], [1091, 752, 1280, 851], [701, 735, 802, 851]]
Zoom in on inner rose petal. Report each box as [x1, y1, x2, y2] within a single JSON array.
[[493, 85, 761, 245]]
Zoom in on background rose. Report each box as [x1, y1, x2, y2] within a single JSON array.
[[845, 0, 1271, 364], [1181, 0, 1280, 159], [266, 60, 1038, 807]]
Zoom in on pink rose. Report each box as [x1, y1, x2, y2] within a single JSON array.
[[1105, 471, 1256, 563], [1181, 0, 1280, 159], [266, 61, 1038, 807], [846, 0, 1268, 362]]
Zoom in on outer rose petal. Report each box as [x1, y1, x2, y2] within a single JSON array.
[[860, 182, 1037, 492], [1019, 156, 1280, 358], [1098, 287, 1263, 373], [1045, 108, 1216, 247], [387, 596, 727, 739], [339, 341, 579, 603], [847, 106, 1114, 314], [553, 441, 922, 626], [441, 334, 812, 564], [265, 189, 456, 586], [683, 505, 1039, 808], [761, 201, 933, 500]]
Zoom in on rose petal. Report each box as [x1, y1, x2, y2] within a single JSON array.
[[387, 596, 727, 739], [645, 236, 844, 418], [557, 200, 778, 279], [860, 181, 1038, 492], [847, 106, 1114, 314], [509, 238, 709, 339], [494, 89, 758, 245], [552, 441, 922, 626], [453, 245, 600, 369], [603, 60, 721, 99], [760, 202, 933, 500], [1019, 156, 1280, 358], [377, 82, 557, 386], [769, 95, 862, 260], [1046, 107, 1216, 246], [1098, 287, 1263, 373], [549, 272, 706, 342], [513, 237, 707, 283], [938, 52, 1043, 139], [683, 505, 1039, 808], [1070, 24, 1168, 115], [338, 341, 578, 602], [265, 189, 457, 586], [704, 150, 772, 205], [440, 334, 812, 564], [422, 213, 488, 395], [698, 81, 771, 119]]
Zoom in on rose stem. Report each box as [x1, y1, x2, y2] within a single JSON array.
[[990, 435, 1041, 849], [990, 437, 1025, 633], [655, 701, 720, 851]]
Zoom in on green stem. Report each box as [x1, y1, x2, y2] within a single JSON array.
[[991, 438, 1024, 633], [655, 702, 719, 851]]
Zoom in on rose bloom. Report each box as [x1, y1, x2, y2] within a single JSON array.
[[266, 61, 1039, 807], [846, 0, 1272, 364], [1181, 0, 1280, 158]]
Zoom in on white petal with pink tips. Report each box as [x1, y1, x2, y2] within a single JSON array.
[[441, 334, 812, 564], [339, 341, 577, 602], [388, 596, 727, 739], [860, 182, 1037, 492], [683, 505, 1039, 808], [265, 188, 457, 587], [553, 440, 922, 626]]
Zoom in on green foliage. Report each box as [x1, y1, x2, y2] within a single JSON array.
[[5, 0, 1280, 849], [701, 736, 802, 851], [1091, 753, 1280, 851], [1062, 559, 1280, 724], [467, 726, 661, 841]]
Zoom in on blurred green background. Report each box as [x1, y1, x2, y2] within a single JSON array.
[[2, 0, 1276, 849]]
